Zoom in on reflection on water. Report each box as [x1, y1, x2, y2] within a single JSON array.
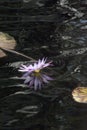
[[0, 0, 87, 129]]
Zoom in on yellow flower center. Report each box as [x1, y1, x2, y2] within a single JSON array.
[[34, 69, 41, 77], [34, 69, 40, 73]]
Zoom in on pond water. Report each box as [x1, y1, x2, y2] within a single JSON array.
[[0, 0, 87, 130]]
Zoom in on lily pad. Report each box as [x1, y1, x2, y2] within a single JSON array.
[[0, 32, 16, 58], [72, 87, 87, 103]]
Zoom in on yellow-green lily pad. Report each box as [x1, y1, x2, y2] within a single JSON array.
[[0, 32, 16, 57], [72, 87, 87, 103]]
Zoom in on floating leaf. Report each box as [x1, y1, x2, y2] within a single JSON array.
[[0, 32, 16, 57], [72, 87, 87, 103]]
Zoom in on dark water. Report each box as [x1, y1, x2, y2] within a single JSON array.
[[0, 0, 87, 129]]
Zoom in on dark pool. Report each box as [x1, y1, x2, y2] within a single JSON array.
[[0, 0, 87, 130]]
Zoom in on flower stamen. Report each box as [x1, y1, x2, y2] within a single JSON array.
[[34, 69, 40, 73]]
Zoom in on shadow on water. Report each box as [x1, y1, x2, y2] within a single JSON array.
[[0, 0, 87, 129]]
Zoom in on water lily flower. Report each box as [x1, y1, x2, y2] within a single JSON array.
[[18, 58, 53, 90]]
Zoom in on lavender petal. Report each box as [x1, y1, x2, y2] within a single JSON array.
[[29, 78, 34, 87], [38, 80, 42, 89], [24, 76, 31, 84], [42, 76, 49, 83], [43, 74, 53, 81], [22, 72, 30, 78], [34, 77, 39, 90]]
